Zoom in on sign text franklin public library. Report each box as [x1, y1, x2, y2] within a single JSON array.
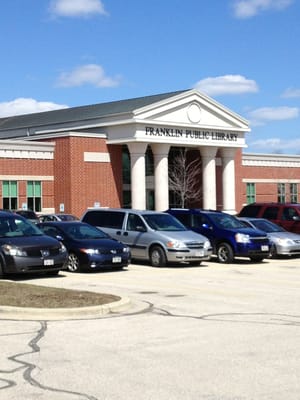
[[145, 126, 238, 141]]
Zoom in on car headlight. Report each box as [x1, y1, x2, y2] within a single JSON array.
[[2, 244, 27, 256], [275, 238, 294, 246], [59, 243, 67, 254], [166, 240, 186, 250], [235, 233, 250, 243], [204, 240, 211, 249], [123, 246, 130, 253], [80, 248, 100, 255]]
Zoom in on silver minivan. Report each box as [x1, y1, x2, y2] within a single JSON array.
[[81, 208, 212, 267]]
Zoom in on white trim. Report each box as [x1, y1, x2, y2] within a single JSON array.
[[24, 131, 107, 140], [242, 153, 300, 167], [0, 140, 55, 151], [133, 118, 249, 132], [134, 89, 250, 127], [0, 150, 53, 159], [243, 178, 300, 183], [0, 140, 54, 159], [84, 152, 110, 162], [0, 175, 54, 181]]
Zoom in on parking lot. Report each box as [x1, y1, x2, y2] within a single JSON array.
[[1, 257, 300, 400]]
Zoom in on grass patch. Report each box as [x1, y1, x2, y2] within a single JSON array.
[[0, 281, 120, 308]]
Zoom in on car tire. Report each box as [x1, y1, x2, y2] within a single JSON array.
[[67, 253, 81, 272], [217, 242, 234, 263], [150, 246, 167, 267], [270, 244, 277, 258], [0, 263, 4, 278]]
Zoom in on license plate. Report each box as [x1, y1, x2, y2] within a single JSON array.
[[261, 245, 269, 251], [195, 250, 204, 257], [112, 256, 122, 263], [44, 259, 54, 266]]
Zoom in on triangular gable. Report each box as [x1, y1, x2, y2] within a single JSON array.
[[132, 89, 249, 131]]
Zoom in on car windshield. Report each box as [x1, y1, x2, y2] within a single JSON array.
[[143, 214, 187, 231], [249, 219, 284, 233], [209, 213, 246, 229], [0, 216, 43, 237], [61, 223, 109, 240]]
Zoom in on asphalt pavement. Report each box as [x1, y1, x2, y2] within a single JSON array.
[[0, 257, 300, 400]]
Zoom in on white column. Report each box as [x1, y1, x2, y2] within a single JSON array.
[[220, 148, 237, 214], [199, 147, 217, 210], [151, 144, 170, 211], [127, 142, 148, 210]]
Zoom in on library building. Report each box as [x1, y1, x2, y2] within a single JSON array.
[[0, 89, 299, 218]]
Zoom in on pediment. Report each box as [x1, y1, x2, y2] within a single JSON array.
[[133, 89, 249, 131]]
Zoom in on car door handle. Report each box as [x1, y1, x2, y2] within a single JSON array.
[[116, 231, 121, 235], [123, 232, 128, 236]]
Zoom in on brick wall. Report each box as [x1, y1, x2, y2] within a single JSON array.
[[48, 136, 123, 218], [0, 158, 54, 210]]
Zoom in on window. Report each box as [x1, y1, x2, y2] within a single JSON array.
[[277, 183, 286, 203], [122, 146, 130, 184], [83, 211, 125, 229], [2, 181, 18, 210], [282, 207, 298, 221], [126, 214, 146, 231], [246, 183, 256, 204], [145, 146, 154, 176], [27, 181, 41, 212], [174, 212, 191, 227], [290, 183, 298, 203], [262, 207, 279, 220]]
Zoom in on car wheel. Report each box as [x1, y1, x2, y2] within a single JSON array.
[[150, 246, 167, 267], [67, 253, 81, 272], [270, 244, 277, 258], [217, 242, 234, 263]]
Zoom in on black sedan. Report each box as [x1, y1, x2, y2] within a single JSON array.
[[38, 221, 131, 272], [0, 211, 68, 278]]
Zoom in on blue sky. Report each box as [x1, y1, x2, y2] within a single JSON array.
[[0, 0, 299, 154]]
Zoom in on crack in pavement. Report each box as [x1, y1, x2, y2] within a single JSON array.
[[1, 301, 299, 399], [0, 321, 99, 400], [150, 306, 300, 326]]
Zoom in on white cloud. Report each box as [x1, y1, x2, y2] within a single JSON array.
[[232, 0, 294, 19], [281, 87, 300, 98], [194, 75, 259, 96], [56, 64, 121, 88], [248, 137, 300, 153], [0, 98, 68, 118], [49, 0, 108, 17], [248, 106, 299, 126]]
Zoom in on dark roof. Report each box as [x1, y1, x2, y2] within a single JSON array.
[[0, 90, 189, 132]]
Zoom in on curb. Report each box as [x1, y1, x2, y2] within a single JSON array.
[[0, 296, 131, 321]]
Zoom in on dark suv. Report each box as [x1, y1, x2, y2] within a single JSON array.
[[166, 208, 270, 263], [239, 203, 300, 233]]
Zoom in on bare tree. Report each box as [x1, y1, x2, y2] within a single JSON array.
[[168, 148, 202, 208]]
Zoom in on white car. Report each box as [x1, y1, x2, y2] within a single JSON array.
[[239, 217, 300, 257], [39, 213, 78, 222], [81, 208, 212, 267]]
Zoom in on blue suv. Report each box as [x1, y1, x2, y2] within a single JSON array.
[[166, 209, 271, 263]]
